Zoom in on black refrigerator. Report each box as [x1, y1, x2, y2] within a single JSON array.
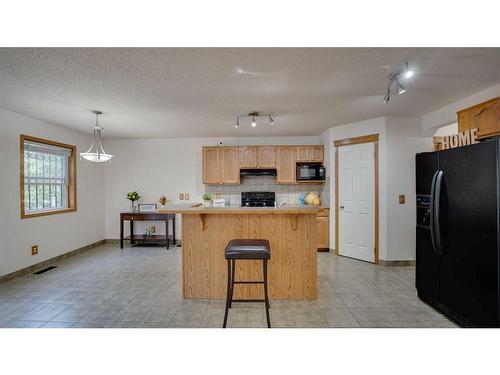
[[415, 138, 500, 327]]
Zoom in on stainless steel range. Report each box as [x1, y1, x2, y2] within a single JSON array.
[[241, 191, 275, 207]]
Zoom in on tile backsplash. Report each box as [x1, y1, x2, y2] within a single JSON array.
[[205, 176, 330, 207]]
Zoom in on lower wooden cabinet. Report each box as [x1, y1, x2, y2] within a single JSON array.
[[316, 208, 330, 251]]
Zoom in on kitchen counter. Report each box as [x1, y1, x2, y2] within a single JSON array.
[[165, 202, 319, 300], [158, 203, 327, 215]]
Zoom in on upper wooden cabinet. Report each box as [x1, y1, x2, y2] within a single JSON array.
[[203, 144, 324, 185], [240, 146, 258, 168], [309, 145, 324, 162], [258, 146, 276, 168], [203, 146, 240, 184], [220, 147, 240, 184], [202, 147, 220, 184], [276, 146, 296, 184], [458, 97, 500, 140], [296, 145, 324, 162], [296, 146, 309, 162]]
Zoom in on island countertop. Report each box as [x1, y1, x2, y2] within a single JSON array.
[[157, 203, 328, 215]]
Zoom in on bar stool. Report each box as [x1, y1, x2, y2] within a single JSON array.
[[222, 239, 271, 328]]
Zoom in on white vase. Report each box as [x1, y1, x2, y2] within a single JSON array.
[[202, 200, 211, 208]]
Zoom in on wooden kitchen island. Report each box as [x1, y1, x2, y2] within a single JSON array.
[[158, 204, 321, 300]]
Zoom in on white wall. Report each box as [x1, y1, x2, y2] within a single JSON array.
[[104, 136, 321, 240], [433, 123, 458, 137], [385, 117, 433, 260], [421, 83, 500, 136], [324, 116, 433, 261], [324, 117, 388, 259], [0, 108, 106, 277]]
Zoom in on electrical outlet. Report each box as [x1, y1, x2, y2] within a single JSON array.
[[179, 193, 184, 200], [151, 226, 156, 233], [185, 193, 190, 200], [31, 245, 38, 255], [399, 195, 406, 204]]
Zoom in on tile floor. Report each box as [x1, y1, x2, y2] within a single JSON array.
[[0, 244, 456, 328]]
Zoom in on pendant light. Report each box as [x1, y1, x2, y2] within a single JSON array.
[[80, 110, 113, 162]]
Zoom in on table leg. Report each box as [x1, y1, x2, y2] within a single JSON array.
[[172, 215, 176, 246], [120, 218, 124, 249], [166, 218, 170, 249], [130, 221, 135, 245]]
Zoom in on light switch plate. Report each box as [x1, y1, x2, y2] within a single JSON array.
[[185, 193, 190, 200], [31, 245, 38, 255], [179, 193, 184, 200], [399, 195, 406, 204]]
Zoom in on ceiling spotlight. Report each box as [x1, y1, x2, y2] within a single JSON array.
[[383, 89, 390, 104], [403, 62, 414, 79], [251, 117, 257, 127], [269, 115, 275, 125], [235, 118, 239, 128], [396, 80, 406, 95]]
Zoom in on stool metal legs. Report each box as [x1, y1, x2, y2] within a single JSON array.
[[229, 259, 235, 308], [222, 259, 271, 328], [263, 259, 271, 328], [223, 259, 232, 328]]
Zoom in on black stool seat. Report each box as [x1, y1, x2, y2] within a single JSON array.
[[224, 239, 270, 260]]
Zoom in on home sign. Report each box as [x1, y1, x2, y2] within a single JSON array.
[[440, 128, 479, 150]]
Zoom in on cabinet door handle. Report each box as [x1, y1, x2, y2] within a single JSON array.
[[339, 205, 344, 209]]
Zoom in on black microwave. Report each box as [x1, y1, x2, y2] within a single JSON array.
[[296, 163, 326, 181]]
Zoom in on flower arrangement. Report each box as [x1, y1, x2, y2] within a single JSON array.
[[159, 195, 168, 207], [127, 191, 141, 202], [126, 191, 140, 212]]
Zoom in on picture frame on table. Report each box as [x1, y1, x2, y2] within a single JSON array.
[[138, 203, 157, 213]]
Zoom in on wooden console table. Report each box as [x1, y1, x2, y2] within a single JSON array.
[[120, 212, 176, 249]]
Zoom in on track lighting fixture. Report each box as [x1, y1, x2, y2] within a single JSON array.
[[383, 89, 390, 104], [396, 80, 406, 95], [234, 111, 275, 128], [382, 61, 414, 103]]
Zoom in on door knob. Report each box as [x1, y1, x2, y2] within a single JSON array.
[[340, 205, 344, 209]]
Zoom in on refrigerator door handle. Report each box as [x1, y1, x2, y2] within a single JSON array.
[[430, 170, 439, 255], [433, 170, 444, 254]]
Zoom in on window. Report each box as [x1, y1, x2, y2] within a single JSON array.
[[20, 135, 77, 218]]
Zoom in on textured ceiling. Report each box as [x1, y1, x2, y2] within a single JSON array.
[[0, 48, 498, 138]]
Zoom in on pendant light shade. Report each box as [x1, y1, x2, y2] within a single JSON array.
[[80, 111, 113, 163]]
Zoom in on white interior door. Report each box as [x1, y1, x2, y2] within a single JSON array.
[[338, 142, 375, 263]]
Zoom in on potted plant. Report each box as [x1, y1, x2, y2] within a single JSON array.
[[126, 191, 141, 212], [202, 193, 212, 208]]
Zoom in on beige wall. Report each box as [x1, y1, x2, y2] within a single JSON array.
[[0, 107, 106, 277]]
